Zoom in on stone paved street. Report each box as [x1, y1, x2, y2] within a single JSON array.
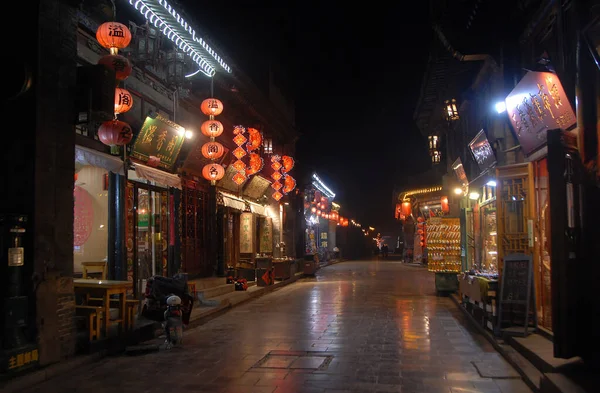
[[22, 261, 532, 393]]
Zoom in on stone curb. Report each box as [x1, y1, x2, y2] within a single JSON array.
[[449, 293, 541, 393], [0, 272, 306, 393]]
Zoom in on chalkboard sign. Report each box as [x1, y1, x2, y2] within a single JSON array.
[[497, 254, 537, 336]]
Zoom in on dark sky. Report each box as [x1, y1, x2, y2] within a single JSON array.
[[183, 2, 433, 234]]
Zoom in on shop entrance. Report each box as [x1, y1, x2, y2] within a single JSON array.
[[133, 183, 169, 296]]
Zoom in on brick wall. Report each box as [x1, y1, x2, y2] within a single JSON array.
[[34, 0, 78, 364]]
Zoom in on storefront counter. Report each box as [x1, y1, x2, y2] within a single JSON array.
[[273, 258, 291, 280]]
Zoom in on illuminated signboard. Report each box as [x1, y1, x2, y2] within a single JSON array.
[[504, 71, 576, 156], [452, 157, 468, 188], [468, 129, 496, 172]]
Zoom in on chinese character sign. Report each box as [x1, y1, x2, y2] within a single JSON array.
[[505, 71, 576, 156], [259, 217, 273, 253], [240, 212, 254, 254], [130, 115, 186, 171]]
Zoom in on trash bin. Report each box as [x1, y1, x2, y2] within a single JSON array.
[[303, 254, 318, 276]]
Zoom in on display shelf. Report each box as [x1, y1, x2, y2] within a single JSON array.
[[427, 217, 461, 273]]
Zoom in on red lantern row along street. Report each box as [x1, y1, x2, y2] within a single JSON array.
[[245, 128, 264, 176], [280, 155, 296, 195], [232, 125, 248, 185], [200, 98, 225, 185], [271, 155, 283, 201], [95, 21, 134, 155]]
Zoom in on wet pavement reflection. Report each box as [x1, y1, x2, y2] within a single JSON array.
[[23, 260, 533, 393]]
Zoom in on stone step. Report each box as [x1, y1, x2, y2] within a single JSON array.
[[541, 371, 599, 393], [196, 283, 235, 299], [508, 334, 583, 374]]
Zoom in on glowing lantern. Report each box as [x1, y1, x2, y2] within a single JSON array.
[[201, 120, 224, 139], [232, 160, 246, 172], [114, 88, 133, 114], [246, 128, 262, 151], [200, 98, 224, 117], [271, 181, 282, 191], [97, 119, 132, 155], [232, 172, 247, 185], [281, 156, 295, 173], [311, 207, 317, 214], [96, 22, 132, 55], [401, 201, 412, 217], [441, 196, 450, 214], [283, 175, 296, 194], [246, 153, 264, 176], [201, 141, 225, 160], [98, 54, 132, 81], [272, 191, 283, 201], [202, 163, 225, 185]]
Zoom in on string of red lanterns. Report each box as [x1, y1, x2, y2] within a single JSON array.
[[200, 98, 225, 185], [231, 125, 248, 185], [270, 155, 283, 201], [95, 21, 134, 155]]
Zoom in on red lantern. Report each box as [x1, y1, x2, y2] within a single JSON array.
[[283, 175, 296, 194], [201, 141, 225, 160], [97, 120, 133, 154], [272, 191, 283, 201], [441, 196, 450, 214], [246, 128, 262, 151], [202, 163, 225, 185], [98, 54, 132, 81], [401, 201, 412, 217], [281, 156, 295, 173], [200, 120, 224, 139], [200, 98, 224, 117], [246, 153, 264, 176], [96, 22, 132, 54], [114, 88, 133, 114]]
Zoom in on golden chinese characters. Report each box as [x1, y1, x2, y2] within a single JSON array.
[[142, 125, 157, 144]]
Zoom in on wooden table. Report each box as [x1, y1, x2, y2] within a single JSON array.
[[73, 279, 133, 338]]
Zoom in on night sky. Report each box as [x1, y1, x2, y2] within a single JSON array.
[[184, 2, 433, 234]]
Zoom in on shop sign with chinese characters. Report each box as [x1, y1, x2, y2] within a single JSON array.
[[240, 212, 254, 254], [504, 71, 576, 156], [130, 114, 186, 172], [2, 346, 39, 373]]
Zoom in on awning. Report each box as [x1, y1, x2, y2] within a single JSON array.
[[220, 192, 268, 216], [75, 145, 124, 175], [133, 163, 182, 189], [221, 193, 247, 211], [250, 203, 267, 217]]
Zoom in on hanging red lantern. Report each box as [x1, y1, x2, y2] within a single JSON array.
[[96, 22, 132, 54], [281, 156, 295, 173], [98, 54, 132, 81], [114, 87, 133, 114], [202, 163, 225, 185], [201, 141, 225, 160], [272, 191, 283, 201], [97, 119, 133, 155], [401, 201, 412, 217], [246, 153, 264, 176], [201, 120, 224, 139], [441, 196, 450, 214], [233, 172, 247, 185], [283, 175, 296, 194], [246, 128, 262, 151], [200, 98, 224, 117]]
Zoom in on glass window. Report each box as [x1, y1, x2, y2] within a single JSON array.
[[73, 165, 109, 276], [481, 204, 498, 272]]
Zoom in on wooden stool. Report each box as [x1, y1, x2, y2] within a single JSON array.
[[76, 305, 103, 341]]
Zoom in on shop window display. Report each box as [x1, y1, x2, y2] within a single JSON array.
[[73, 165, 109, 275], [481, 204, 498, 272]]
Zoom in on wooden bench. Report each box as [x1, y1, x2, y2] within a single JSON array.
[[75, 305, 103, 341]]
